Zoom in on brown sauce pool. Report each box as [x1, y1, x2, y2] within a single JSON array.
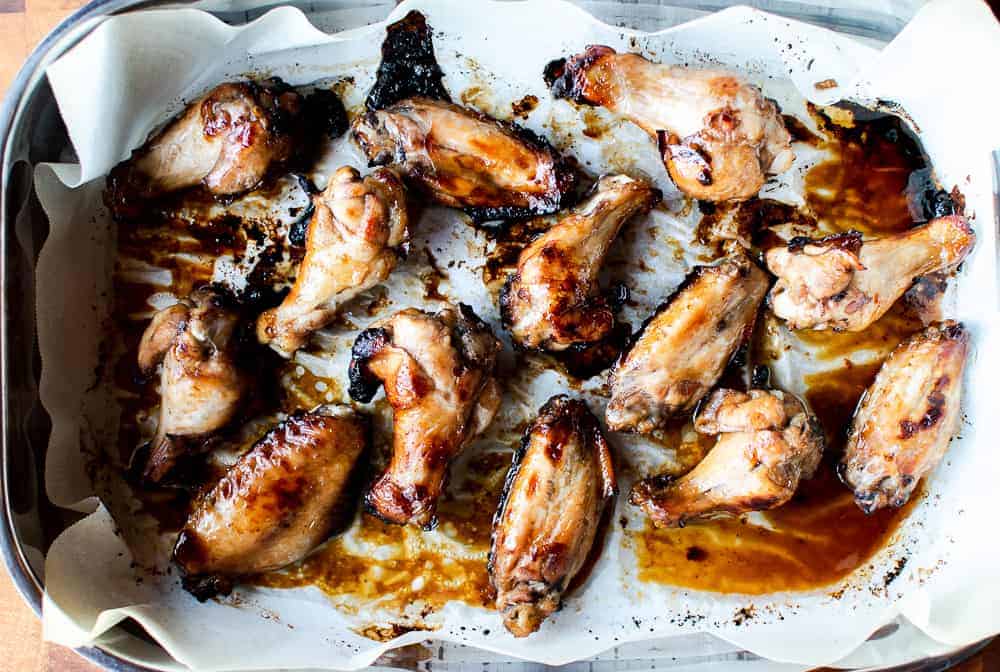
[[252, 450, 510, 611], [630, 102, 945, 595], [630, 359, 917, 595]]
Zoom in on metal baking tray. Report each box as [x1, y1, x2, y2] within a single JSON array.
[[0, 0, 993, 669]]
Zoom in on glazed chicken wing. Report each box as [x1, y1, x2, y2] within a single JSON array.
[[500, 174, 660, 351], [766, 215, 975, 332], [348, 304, 502, 528], [352, 97, 577, 222], [840, 321, 969, 513], [489, 396, 616, 637], [174, 406, 368, 600], [257, 166, 409, 356], [606, 252, 769, 433], [107, 80, 307, 216], [135, 286, 246, 483], [545, 46, 793, 201], [631, 388, 824, 527]]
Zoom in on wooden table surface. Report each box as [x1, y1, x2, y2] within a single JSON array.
[[1, 1, 999, 670]]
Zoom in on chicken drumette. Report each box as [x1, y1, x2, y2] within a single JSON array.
[[631, 388, 824, 527], [135, 286, 246, 484], [766, 215, 975, 332], [606, 252, 769, 433], [489, 396, 616, 637], [840, 321, 969, 513], [348, 305, 502, 528], [545, 46, 793, 202], [352, 97, 577, 222], [257, 166, 409, 357], [500, 174, 660, 351], [174, 406, 368, 600], [107, 80, 313, 217]]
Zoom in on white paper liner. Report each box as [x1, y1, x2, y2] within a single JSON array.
[[31, 0, 1000, 669]]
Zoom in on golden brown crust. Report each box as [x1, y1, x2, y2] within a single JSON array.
[[840, 321, 969, 513], [606, 252, 769, 433], [489, 396, 615, 637], [349, 305, 502, 528], [501, 174, 660, 352], [630, 389, 824, 527]]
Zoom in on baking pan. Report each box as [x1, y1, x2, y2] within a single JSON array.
[[0, 0, 992, 669]]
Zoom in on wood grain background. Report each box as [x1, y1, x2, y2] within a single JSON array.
[[1, 0, 998, 670]]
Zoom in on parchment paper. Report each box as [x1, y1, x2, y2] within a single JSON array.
[[33, 0, 1000, 669]]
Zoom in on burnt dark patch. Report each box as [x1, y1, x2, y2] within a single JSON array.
[[544, 45, 616, 103], [511, 94, 539, 119], [365, 10, 450, 110], [782, 114, 821, 145], [685, 546, 708, 562], [552, 321, 632, 380], [787, 229, 863, 255], [348, 328, 391, 402]]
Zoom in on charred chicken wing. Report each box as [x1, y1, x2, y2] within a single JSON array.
[[174, 406, 368, 600], [500, 174, 660, 351], [348, 305, 502, 528], [107, 80, 308, 216], [545, 46, 793, 201], [352, 97, 577, 222], [489, 396, 616, 637], [840, 321, 969, 513], [257, 166, 409, 356], [766, 215, 975, 332], [135, 286, 245, 484], [631, 388, 824, 527], [606, 252, 769, 433]]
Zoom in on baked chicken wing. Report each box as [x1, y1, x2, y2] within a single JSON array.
[[489, 396, 616, 637], [348, 304, 502, 528], [606, 252, 769, 433], [545, 46, 793, 201], [500, 174, 660, 351], [631, 388, 824, 527], [257, 166, 409, 356], [840, 321, 969, 513], [107, 80, 307, 216], [352, 97, 577, 222], [174, 406, 368, 600], [766, 215, 975, 332], [135, 286, 246, 484]]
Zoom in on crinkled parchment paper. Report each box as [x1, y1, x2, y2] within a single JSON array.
[[30, 0, 1000, 669]]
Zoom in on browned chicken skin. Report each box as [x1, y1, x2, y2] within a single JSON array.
[[348, 305, 502, 528], [766, 215, 975, 332], [352, 97, 577, 222], [257, 166, 410, 356], [840, 321, 969, 513], [107, 80, 304, 217], [606, 252, 769, 433], [489, 396, 616, 637], [173, 406, 368, 600], [631, 388, 824, 527], [546, 46, 793, 201], [500, 174, 660, 351], [135, 286, 246, 483]]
